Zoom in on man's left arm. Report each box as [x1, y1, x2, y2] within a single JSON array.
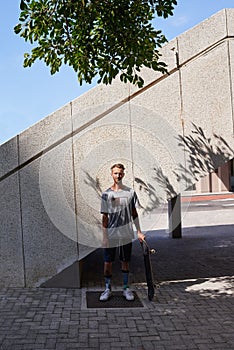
[[132, 207, 145, 242]]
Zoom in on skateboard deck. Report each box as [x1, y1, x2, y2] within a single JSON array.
[[141, 239, 156, 301]]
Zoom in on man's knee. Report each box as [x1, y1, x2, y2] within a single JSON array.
[[104, 262, 112, 275], [121, 261, 129, 270]]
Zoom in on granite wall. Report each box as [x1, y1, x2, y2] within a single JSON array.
[[0, 9, 233, 287]]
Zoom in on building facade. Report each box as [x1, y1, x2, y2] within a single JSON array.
[[195, 159, 234, 193]]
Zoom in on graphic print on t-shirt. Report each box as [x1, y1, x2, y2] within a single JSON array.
[[100, 187, 139, 242]]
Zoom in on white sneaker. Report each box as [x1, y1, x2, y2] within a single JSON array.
[[99, 288, 112, 301], [123, 288, 135, 301]]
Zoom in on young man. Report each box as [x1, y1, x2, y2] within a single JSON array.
[[100, 163, 145, 301]]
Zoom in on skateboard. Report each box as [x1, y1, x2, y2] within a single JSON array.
[[141, 239, 156, 301]]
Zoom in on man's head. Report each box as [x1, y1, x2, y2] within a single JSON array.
[[111, 163, 125, 172], [111, 163, 125, 184]]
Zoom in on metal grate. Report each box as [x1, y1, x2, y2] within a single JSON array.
[[86, 291, 144, 308]]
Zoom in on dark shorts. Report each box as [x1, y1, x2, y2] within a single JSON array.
[[103, 242, 132, 262]]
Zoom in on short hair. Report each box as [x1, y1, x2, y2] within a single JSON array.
[[111, 163, 125, 171]]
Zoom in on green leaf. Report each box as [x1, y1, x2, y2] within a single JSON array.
[[14, 0, 178, 87], [20, 0, 27, 11], [14, 24, 22, 34]]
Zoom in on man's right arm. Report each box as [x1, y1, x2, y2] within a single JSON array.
[[102, 213, 109, 248]]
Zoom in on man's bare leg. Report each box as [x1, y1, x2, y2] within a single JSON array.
[[104, 262, 112, 290], [121, 261, 130, 289]]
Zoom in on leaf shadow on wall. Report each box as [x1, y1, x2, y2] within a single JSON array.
[[174, 123, 233, 188], [135, 123, 234, 214], [82, 123, 233, 215]]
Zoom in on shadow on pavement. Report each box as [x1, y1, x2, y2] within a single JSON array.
[[81, 224, 234, 288]]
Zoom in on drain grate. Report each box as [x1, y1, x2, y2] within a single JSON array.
[[86, 291, 144, 308]]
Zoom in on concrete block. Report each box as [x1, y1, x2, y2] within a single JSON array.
[[0, 174, 24, 287], [0, 136, 18, 179], [18, 104, 72, 165], [128, 72, 185, 229], [72, 107, 134, 250], [181, 40, 234, 176], [131, 73, 184, 177], [132, 71, 181, 132], [226, 8, 234, 37], [181, 41, 232, 138], [72, 71, 185, 237], [20, 139, 78, 287], [71, 77, 138, 136], [178, 9, 227, 65]]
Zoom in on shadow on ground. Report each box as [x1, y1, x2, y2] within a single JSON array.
[[81, 224, 234, 287]]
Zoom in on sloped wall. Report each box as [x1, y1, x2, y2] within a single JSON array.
[[0, 9, 233, 287]]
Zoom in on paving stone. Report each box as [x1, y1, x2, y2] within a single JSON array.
[[0, 225, 234, 350]]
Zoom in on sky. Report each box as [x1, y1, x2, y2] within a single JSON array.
[[1, 0, 234, 145]]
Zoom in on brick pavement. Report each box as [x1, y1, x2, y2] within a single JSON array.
[[0, 278, 233, 350], [0, 214, 234, 349]]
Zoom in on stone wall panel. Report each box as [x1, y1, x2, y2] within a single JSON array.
[[0, 174, 24, 287], [20, 140, 78, 286]]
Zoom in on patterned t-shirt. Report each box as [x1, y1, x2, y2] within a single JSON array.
[[100, 186, 139, 242]]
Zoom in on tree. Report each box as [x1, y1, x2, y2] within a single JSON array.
[[14, 0, 177, 87]]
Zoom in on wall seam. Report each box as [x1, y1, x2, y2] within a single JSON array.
[[128, 85, 135, 189], [70, 102, 80, 264], [226, 10, 234, 135], [176, 37, 188, 192], [17, 135, 27, 287]]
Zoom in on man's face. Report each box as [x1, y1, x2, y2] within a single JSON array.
[[111, 167, 124, 184]]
